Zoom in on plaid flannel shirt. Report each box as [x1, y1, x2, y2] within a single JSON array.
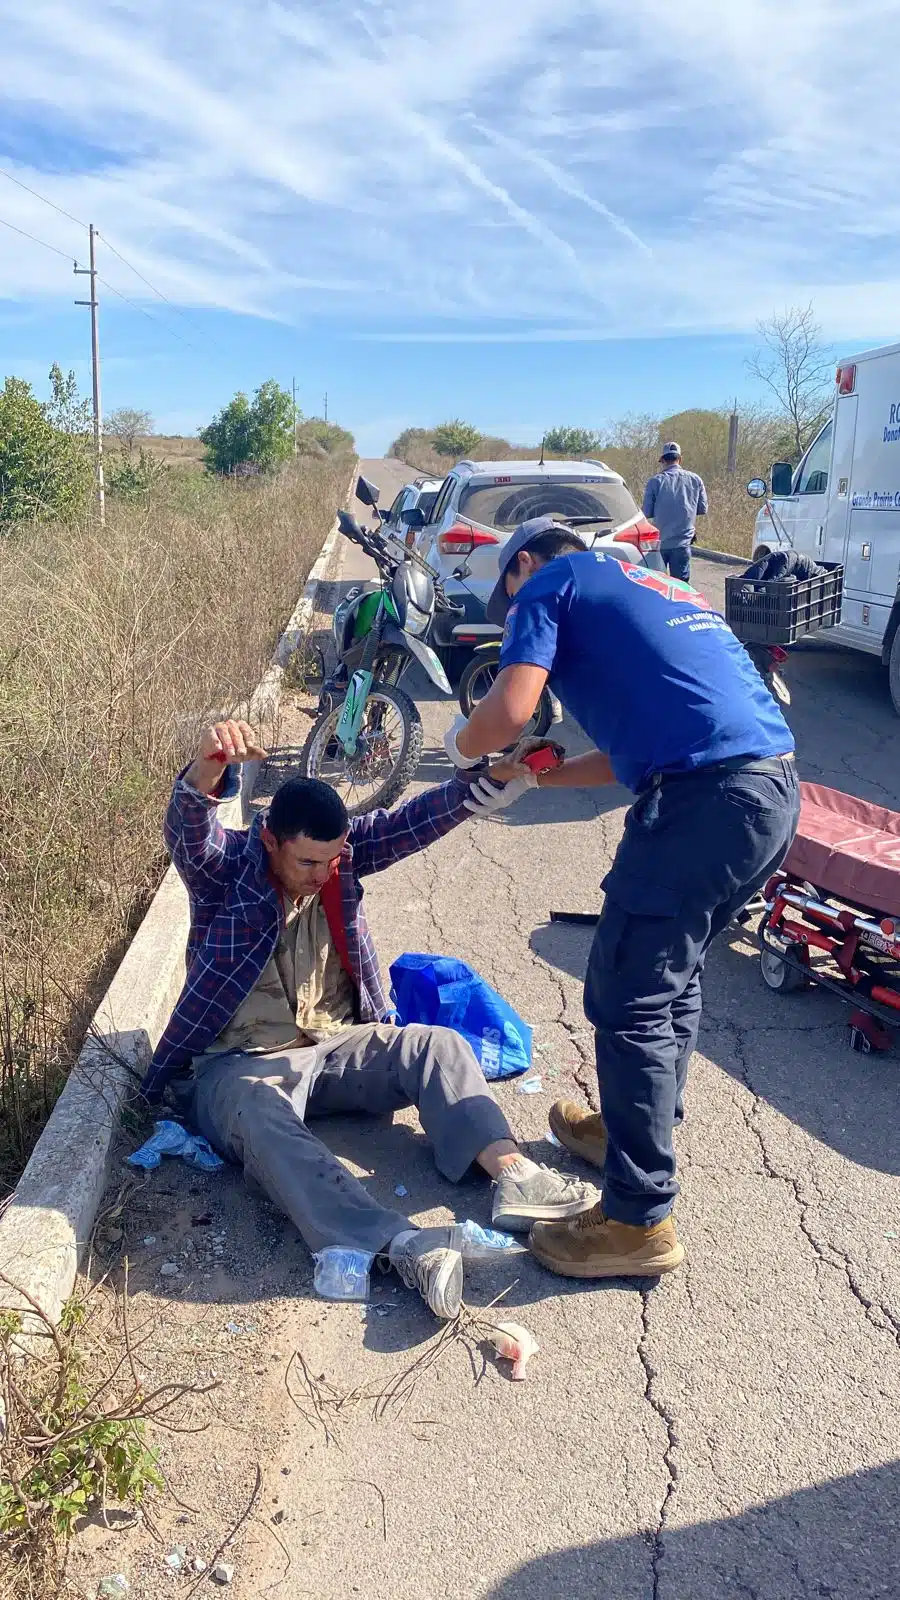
[[141, 764, 477, 1100]]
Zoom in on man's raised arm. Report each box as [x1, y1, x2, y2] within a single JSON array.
[[165, 719, 267, 898]]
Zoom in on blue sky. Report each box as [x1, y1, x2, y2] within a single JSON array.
[[1, 0, 898, 455]]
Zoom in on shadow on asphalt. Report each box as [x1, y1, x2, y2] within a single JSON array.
[[529, 918, 900, 1177], [483, 1459, 900, 1600]]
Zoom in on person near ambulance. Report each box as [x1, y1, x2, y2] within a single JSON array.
[[643, 441, 708, 583], [443, 515, 800, 1282]]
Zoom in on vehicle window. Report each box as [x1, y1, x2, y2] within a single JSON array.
[[417, 489, 438, 520], [387, 489, 409, 523], [426, 476, 456, 525], [459, 477, 637, 530], [796, 422, 833, 495]]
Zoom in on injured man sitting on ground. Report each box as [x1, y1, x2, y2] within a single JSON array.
[[141, 720, 597, 1319]]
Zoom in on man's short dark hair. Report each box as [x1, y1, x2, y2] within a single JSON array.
[[266, 777, 349, 844], [516, 529, 584, 570]]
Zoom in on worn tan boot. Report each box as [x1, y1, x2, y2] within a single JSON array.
[[530, 1203, 684, 1279], [548, 1099, 608, 1170]]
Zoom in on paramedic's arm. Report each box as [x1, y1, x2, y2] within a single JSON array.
[[642, 477, 658, 518], [697, 476, 709, 517], [455, 664, 547, 759], [539, 749, 615, 787]]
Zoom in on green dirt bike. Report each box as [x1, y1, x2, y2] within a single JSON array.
[[300, 477, 460, 814]]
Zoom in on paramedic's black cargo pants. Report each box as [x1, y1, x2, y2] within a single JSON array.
[[584, 757, 800, 1226]]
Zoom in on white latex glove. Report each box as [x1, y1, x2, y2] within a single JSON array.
[[443, 712, 482, 769], [464, 770, 538, 817]]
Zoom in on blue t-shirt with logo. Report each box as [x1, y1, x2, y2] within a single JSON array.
[[499, 552, 793, 793]]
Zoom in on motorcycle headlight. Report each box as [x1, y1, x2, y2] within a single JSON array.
[[404, 605, 430, 638]]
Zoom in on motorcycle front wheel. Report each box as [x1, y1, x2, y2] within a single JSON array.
[[459, 650, 555, 740], [300, 683, 424, 815]]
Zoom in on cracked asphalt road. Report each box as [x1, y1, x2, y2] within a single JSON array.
[[258, 459, 897, 1600], [87, 460, 899, 1600]]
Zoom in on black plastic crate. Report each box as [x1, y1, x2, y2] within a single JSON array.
[[725, 563, 843, 645]]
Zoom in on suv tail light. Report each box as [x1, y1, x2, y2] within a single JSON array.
[[613, 515, 660, 555], [438, 522, 500, 556]]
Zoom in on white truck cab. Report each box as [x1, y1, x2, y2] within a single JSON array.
[[752, 339, 900, 712]]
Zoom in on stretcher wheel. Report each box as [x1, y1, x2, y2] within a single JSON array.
[[759, 944, 811, 994]]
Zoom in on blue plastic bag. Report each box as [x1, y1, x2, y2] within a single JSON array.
[[127, 1119, 225, 1173], [389, 953, 532, 1081]]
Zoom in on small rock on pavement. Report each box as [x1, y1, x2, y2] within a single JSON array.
[[192, 1556, 208, 1573], [212, 1562, 235, 1585], [98, 1580, 130, 1599], [159, 1261, 180, 1278]]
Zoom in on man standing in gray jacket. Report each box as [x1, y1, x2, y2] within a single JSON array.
[[643, 442, 708, 583]]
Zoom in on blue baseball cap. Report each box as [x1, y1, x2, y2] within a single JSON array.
[[485, 515, 589, 626]]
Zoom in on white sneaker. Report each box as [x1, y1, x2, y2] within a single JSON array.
[[492, 1158, 600, 1233], [387, 1227, 464, 1319]]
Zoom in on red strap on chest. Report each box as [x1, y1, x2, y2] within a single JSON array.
[[320, 868, 353, 980]]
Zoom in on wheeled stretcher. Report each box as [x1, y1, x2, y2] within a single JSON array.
[[755, 783, 900, 1052]]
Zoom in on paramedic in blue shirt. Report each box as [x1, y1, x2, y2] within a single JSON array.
[[643, 441, 708, 583], [444, 516, 800, 1282]]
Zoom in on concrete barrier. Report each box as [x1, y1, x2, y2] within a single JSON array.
[[0, 476, 353, 1327]]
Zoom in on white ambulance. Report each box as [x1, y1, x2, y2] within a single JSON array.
[[750, 340, 900, 713]]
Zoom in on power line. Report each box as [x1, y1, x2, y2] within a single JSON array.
[[96, 274, 200, 350], [0, 211, 200, 352], [0, 165, 86, 229], [97, 231, 228, 353], [0, 166, 223, 355], [0, 211, 75, 262]]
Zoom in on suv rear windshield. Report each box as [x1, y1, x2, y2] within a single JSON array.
[[459, 477, 637, 530]]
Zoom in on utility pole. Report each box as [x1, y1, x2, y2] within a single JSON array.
[[292, 375, 298, 455], [74, 223, 105, 525], [323, 391, 328, 423], [726, 399, 739, 477]]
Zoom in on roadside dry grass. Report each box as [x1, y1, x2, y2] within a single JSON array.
[[0, 455, 353, 1191]]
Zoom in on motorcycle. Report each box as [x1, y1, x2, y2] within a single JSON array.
[[300, 476, 459, 814]]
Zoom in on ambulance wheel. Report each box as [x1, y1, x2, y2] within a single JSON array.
[[759, 944, 810, 994], [889, 627, 900, 717]]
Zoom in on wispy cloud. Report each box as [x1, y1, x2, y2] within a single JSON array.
[[465, 115, 653, 258], [0, 0, 898, 340]]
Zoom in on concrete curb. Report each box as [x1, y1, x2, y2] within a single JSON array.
[[694, 545, 746, 568], [0, 466, 356, 1329]]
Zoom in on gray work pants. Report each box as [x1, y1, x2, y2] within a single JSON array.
[[190, 1024, 514, 1254]]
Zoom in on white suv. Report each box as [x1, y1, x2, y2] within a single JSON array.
[[409, 458, 661, 657], [383, 476, 444, 547]]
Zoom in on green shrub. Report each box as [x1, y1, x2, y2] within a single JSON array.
[[0, 367, 92, 528], [432, 419, 482, 457]]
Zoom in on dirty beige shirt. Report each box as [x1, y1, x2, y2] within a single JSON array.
[[206, 893, 355, 1056]]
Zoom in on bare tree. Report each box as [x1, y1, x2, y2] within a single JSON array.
[[747, 304, 833, 460], [104, 407, 154, 454]]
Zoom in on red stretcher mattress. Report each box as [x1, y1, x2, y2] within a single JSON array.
[[785, 783, 900, 917]]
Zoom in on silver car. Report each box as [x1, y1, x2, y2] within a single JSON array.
[[382, 476, 444, 547], [408, 457, 662, 658]]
